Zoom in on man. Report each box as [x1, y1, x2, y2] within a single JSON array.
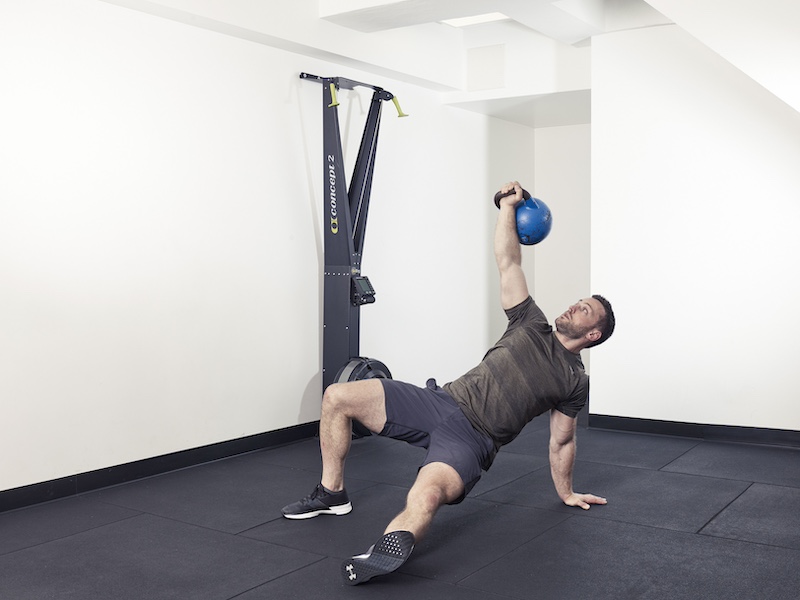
[[282, 181, 616, 586]]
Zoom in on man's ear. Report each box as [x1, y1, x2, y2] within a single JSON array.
[[586, 329, 601, 343]]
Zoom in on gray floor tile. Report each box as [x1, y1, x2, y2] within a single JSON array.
[[661, 441, 800, 487], [343, 437, 426, 487], [570, 428, 701, 469], [248, 434, 395, 473], [502, 425, 702, 471], [88, 458, 373, 534], [234, 556, 514, 600], [2, 428, 797, 598], [470, 451, 548, 497], [0, 513, 322, 600], [248, 437, 324, 472], [459, 517, 800, 600], [242, 483, 409, 557], [245, 487, 570, 584], [701, 482, 800, 550], [476, 461, 750, 532], [0, 496, 140, 556], [401, 500, 570, 583]]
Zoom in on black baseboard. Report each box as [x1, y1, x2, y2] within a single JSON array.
[[589, 414, 800, 448], [0, 421, 319, 515]]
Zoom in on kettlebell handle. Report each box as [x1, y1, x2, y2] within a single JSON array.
[[494, 188, 532, 208]]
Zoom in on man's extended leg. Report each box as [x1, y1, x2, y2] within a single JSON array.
[[282, 379, 387, 519], [341, 461, 464, 585], [384, 462, 464, 539]]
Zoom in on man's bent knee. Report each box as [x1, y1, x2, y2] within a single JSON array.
[[322, 380, 386, 433], [321, 382, 347, 410]]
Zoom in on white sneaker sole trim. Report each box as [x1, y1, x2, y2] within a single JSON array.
[[282, 502, 352, 520]]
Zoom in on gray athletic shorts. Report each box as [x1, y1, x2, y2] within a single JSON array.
[[379, 378, 495, 504]]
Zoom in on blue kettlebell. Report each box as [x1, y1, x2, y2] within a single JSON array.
[[494, 188, 553, 245]]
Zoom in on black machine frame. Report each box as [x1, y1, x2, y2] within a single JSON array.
[[300, 72, 407, 399]]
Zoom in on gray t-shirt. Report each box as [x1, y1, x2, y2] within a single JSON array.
[[443, 296, 588, 450]]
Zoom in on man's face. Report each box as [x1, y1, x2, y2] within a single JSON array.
[[555, 298, 605, 341]]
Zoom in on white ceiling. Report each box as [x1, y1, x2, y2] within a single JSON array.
[[318, 0, 800, 126], [319, 0, 672, 128], [102, 0, 800, 127], [319, 0, 670, 46]]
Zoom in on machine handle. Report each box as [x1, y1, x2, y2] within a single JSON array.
[[328, 83, 339, 108], [391, 97, 409, 117], [301, 72, 408, 116]]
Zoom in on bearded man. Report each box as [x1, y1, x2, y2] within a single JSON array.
[[281, 181, 616, 585]]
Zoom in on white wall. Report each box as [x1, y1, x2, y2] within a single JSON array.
[[0, 0, 536, 492], [591, 25, 800, 430], [533, 125, 592, 350]]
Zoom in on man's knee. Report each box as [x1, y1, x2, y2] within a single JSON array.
[[409, 486, 449, 514], [321, 382, 348, 413], [322, 381, 368, 414], [411, 463, 465, 508], [322, 380, 386, 431]]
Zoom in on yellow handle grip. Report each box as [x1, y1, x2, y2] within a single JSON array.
[[392, 96, 409, 117], [328, 83, 339, 108]]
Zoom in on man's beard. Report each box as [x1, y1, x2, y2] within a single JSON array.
[[555, 317, 591, 340]]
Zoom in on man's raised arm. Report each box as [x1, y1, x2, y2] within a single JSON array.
[[495, 181, 530, 310]]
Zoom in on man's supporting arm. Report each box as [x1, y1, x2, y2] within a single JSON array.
[[549, 409, 607, 510]]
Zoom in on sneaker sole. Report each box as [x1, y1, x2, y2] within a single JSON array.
[[282, 502, 352, 520], [341, 531, 415, 585]]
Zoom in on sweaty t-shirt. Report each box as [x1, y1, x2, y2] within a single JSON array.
[[443, 296, 588, 451]]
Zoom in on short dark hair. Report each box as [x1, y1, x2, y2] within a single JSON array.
[[587, 294, 615, 348]]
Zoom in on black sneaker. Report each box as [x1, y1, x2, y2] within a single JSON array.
[[281, 484, 352, 519], [341, 530, 415, 585]]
